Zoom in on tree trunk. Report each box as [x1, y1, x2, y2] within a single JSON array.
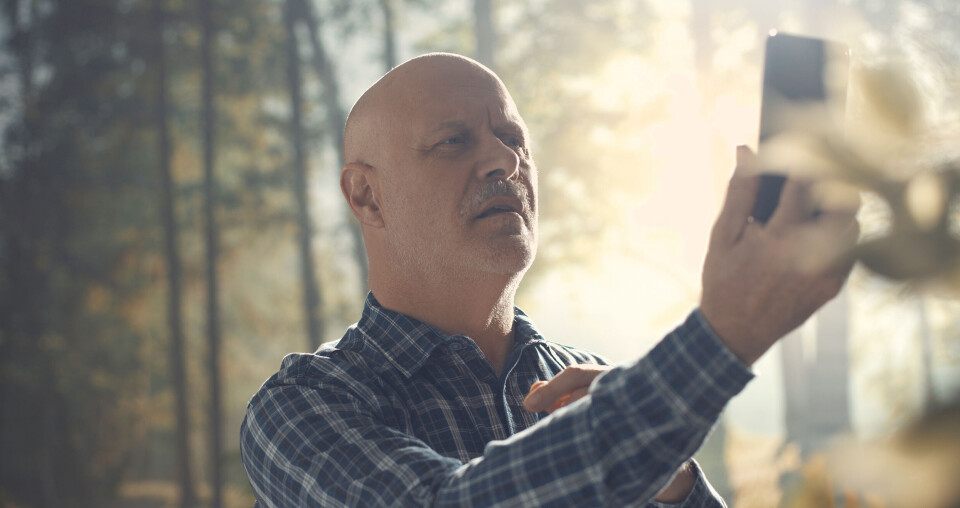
[[199, 0, 223, 505], [1, 0, 55, 504], [153, 0, 196, 505], [284, 0, 325, 351], [780, 328, 807, 447], [694, 419, 733, 502], [473, 0, 496, 70], [809, 287, 851, 445], [690, 0, 713, 80], [295, 0, 345, 173], [781, 288, 851, 458], [918, 295, 937, 410], [296, 0, 369, 293], [379, 0, 397, 70]]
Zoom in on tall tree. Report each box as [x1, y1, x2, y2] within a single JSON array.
[[297, 0, 369, 292], [199, 0, 224, 505], [380, 0, 398, 69], [780, 290, 852, 459], [811, 289, 852, 443], [285, 0, 325, 350], [2, 0, 172, 504], [153, 0, 196, 505], [473, 0, 496, 70], [917, 295, 937, 409], [0, 2, 70, 501]]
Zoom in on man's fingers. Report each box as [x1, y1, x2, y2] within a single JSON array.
[[713, 145, 762, 245], [811, 180, 861, 218], [768, 177, 813, 229], [766, 178, 859, 231], [523, 365, 609, 412], [794, 210, 861, 275], [529, 380, 547, 391], [546, 387, 590, 413], [545, 393, 571, 413]]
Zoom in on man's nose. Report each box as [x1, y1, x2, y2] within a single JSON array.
[[475, 134, 520, 181]]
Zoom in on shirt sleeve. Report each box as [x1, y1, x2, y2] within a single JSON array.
[[240, 309, 753, 507]]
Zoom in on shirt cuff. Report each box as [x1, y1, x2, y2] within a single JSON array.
[[690, 308, 754, 374], [646, 459, 727, 508], [614, 309, 755, 428], [691, 309, 753, 373]]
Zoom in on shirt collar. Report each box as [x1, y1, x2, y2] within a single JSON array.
[[351, 292, 543, 378]]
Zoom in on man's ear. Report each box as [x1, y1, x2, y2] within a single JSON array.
[[340, 162, 384, 228]]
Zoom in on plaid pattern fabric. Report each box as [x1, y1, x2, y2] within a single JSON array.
[[240, 293, 753, 507]]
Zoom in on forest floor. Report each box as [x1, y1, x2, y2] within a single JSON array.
[[109, 482, 255, 508], [726, 426, 800, 508]]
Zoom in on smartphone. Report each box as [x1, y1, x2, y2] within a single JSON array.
[[752, 32, 849, 223]]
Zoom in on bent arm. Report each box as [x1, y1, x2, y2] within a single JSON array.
[[240, 311, 751, 507]]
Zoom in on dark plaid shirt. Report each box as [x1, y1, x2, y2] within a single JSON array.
[[240, 293, 753, 507]]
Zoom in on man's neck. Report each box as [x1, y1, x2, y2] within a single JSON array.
[[371, 271, 521, 375]]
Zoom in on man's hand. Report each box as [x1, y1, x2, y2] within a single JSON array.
[[701, 145, 859, 365], [523, 364, 608, 413], [523, 365, 699, 503]]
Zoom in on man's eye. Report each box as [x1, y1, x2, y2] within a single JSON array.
[[504, 136, 525, 149], [440, 135, 465, 145]]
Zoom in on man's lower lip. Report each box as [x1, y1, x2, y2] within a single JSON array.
[[478, 211, 523, 219]]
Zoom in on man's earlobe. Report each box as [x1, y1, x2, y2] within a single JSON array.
[[341, 162, 384, 228]]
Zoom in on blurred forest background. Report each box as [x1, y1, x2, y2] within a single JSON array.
[[1, 0, 958, 507]]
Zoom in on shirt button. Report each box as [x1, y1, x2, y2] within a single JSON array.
[[447, 340, 464, 351]]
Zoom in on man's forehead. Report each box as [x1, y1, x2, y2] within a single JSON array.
[[407, 87, 526, 132]]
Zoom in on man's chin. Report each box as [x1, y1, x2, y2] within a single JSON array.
[[477, 237, 537, 276]]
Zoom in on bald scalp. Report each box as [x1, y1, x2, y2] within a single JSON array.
[[342, 53, 503, 168]]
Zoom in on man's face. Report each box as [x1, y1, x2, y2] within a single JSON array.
[[375, 63, 538, 279]]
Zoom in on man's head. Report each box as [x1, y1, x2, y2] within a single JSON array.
[[341, 53, 538, 291]]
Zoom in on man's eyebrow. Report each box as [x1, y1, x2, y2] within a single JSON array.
[[497, 114, 528, 136], [419, 120, 470, 143], [501, 120, 527, 135]]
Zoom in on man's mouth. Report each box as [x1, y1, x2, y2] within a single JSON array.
[[475, 197, 524, 219], [477, 206, 520, 218]]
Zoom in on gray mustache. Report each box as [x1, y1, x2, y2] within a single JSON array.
[[466, 180, 529, 216]]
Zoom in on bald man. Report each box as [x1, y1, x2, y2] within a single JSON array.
[[240, 53, 858, 507]]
